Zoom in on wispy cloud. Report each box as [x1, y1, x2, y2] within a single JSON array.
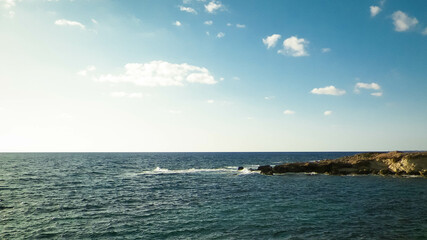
[[179, 5, 197, 14], [311, 86, 346, 96], [173, 20, 182, 26], [324, 110, 332, 116], [77, 65, 96, 76], [110, 92, 144, 98], [236, 24, 246, 28], [1, 0, 15, 9], [91, 19, 98, 24], [0, 0, 16, 18], [264, 96, 275, 100], [207, 99, 215, 104], [55, 19, 86, 29], [371, 92, 383, 97], [422, 27, 427, 35], [278, 36, 309, 57], [321, 48, 331, 53], [204, 20, 213, 25], [392, 11, 418, 32], [7, 10, 14, 18], [216, 32, 225, 38], [97, 61, 217, 87], [370, 6, 381, 17], [262, 34, 281, 49], [283, 110, 295, 115], [205, 0, 223, 13]]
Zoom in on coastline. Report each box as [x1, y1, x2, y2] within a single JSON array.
[[256, 151, 427, 177]]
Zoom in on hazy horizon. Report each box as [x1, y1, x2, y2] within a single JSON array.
[[1, 0, 426, 152]]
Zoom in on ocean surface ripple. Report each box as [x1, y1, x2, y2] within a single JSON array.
[[1, 152, 426, 239]]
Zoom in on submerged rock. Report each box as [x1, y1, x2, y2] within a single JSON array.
[[261, 151, 427, 176]]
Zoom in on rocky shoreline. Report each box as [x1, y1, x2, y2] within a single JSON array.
[[255, 151, 427, 177]]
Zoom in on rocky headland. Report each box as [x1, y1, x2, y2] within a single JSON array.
[[256, 151, 427, 177]]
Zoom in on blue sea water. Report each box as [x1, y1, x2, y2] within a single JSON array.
[[1, 152, 426, 239]]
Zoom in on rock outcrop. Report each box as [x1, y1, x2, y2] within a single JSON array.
[[258, 151, 427, 176]]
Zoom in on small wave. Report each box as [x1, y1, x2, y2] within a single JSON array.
[[138, 167, 235, 175], [137, 167, 258, 175], [237, 168, 256, 175]]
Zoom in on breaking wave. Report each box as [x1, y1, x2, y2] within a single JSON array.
[[137, 166, 258, 175]]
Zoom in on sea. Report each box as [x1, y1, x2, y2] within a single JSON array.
[[1, 152, 426, 239]]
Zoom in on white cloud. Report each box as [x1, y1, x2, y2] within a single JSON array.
[[283, 110, 295, 115], [111, 92, 143, 98], [216, 32, 225, 38], [179, 6, 197, 14], [226, 23, 232, 27], [77, 65, 96, 76], [371, 92, 383, 97], [354, 82, 381, 93], [97, 61, 217, 87], [206, 31, 210, 36], [262, 34, 281, 49], [392, 11, 418, 32], [173, 20, 182, 26], [7, 10, 14, 18], [204, 20, 213, 25], [324, 110, 332, 116], [311, 86, 346, 96], [278, 36, 309, 57], [321, 48, 331, 53], [1, 0, 15, 9], [232, 76, 240, 80], [370, 6, 381, 17], [219, 77, 224, 81], [422, 27, 427, 35], [91, 19, 98, 24], [205, 0, 223, 13], [55, 19, 86, 29], [207, 99, 214, 103], [264, 96, 275, 100], [236, 24, 246, 28]]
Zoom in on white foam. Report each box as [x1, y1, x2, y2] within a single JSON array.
[[137, 167, 259, 175], [237, 168, 256, 175], [138, 167, 235, 175]]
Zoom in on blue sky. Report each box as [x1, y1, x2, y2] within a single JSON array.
[[0, 0, 426, 151]]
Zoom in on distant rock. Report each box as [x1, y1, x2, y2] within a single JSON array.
[[237, 166, 244, 171], [257, 165, 274, 175], [260, 151, 427, 176]]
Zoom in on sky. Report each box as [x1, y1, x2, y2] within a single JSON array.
[[0, 0, 426, 152]]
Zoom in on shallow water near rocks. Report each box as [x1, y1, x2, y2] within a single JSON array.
[[1, 152, 426, 239]]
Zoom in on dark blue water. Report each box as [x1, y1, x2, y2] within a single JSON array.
[[1, 153, 426, 239]]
